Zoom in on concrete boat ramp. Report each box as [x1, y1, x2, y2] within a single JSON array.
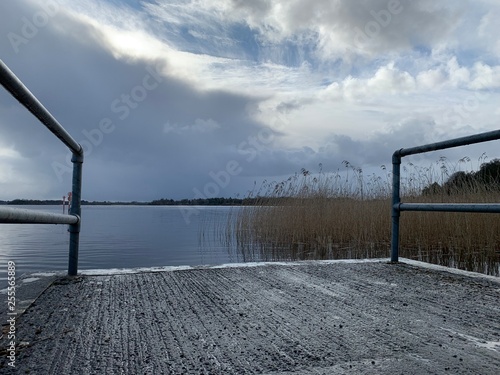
[[1, 259, 499, 374]]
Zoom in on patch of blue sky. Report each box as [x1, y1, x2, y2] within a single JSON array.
[[456, 49, 499, 67], [227, 23, 261, 61], [253, 39, 316, 67], [150, 15, 320, 70], [347, 56, 391, 77], [105, 0, 145, 11], [412, 45, 433, 57], [145, 13, 247, 60]]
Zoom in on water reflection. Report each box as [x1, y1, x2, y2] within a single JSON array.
[[0, 206, 242, 289]]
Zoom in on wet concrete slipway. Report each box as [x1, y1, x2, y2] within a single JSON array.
[[1, 259, 499, 374]]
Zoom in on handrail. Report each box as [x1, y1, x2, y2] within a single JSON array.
[[391, 129, 500, 262], [0, 59, 84, 275], [0, 207, 79, 225], [398, 203, 500, 213], [0, 61, 82, 156]]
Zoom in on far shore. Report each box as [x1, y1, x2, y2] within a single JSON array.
[[0, 198, 254, 206]]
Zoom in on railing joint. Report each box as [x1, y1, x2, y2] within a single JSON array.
[[68, 215, 81, 229], [71, 151, 84, 163], [392, 149, 403, 163]]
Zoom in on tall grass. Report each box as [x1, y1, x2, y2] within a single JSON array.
[[228, 157, 500, 276]]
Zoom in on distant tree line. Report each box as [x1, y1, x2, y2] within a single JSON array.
[[4, 199, 63, 205], [148, 197, 259, 206], [423, 159, 500, 195], [0, 197, 260, 206]]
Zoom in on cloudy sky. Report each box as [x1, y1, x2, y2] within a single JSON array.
[[0, 0, 499, 201]]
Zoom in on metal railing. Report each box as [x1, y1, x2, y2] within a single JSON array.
[[391, 129, 500, 262], [0, 59, 83, 276]]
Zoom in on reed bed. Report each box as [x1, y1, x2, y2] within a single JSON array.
[[228, 158, 500, 276]]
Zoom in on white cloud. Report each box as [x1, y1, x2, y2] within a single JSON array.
[[364, 62, 416, 94], [0, 147, 21, 159], [469, 62, 500, 90], [447, 57, 471, 87], [417, 68, 448, 90], [320, 62, 417, 102], [177, 0, 465, 61], [0, 145, 52, 197], [1, 0, 500, 200], [476, 10, 500, 58]]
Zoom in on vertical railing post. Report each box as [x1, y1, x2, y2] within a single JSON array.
[[391, 151, 401, 262], [1, 59, 85, 275], [68, 151, 83, 276]]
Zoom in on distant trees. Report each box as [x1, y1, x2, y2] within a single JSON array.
[[423, 159, 500, 195], [4, 198, 253, 206], [7, 199, 61, 205], [475, 158, 500, 185], [443, 171, 476, 194], [148, 197, 250, 206], [422, 182, 442, 196]]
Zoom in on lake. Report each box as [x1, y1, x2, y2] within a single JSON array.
[[0, 205, 245, 288]]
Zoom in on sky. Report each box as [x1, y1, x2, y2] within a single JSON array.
[[0, 0, 499, 201]]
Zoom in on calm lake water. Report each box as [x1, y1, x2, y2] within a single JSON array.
[[0, 205, 243, 288]]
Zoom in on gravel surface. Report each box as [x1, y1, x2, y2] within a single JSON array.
[[1, 260, 499, 374]]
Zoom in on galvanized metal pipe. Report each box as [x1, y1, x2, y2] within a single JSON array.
[[399, 203, 500, 213], [0, 60, 84, 276], [390, 153, 401, 262], [68, 152, 83, 276], [0, 206, 79, 225], [0, 59, 82, 156], [390, 128, 500, 264], [395, 129, 500, 158]]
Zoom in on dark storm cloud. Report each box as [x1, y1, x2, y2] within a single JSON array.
[[0, 0, 278, 200]]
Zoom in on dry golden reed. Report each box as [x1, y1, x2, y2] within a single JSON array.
[[229, 158, 500, 276]]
